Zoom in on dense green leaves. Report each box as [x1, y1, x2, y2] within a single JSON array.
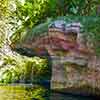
[[0, 0, 100, 85], [49, 0, 99, 16], [9, 0, 53, 44], [0, 0, 10, 16], [10, 18, 52, 43], [12, 0, 51, 29], [0, 0, 10, 48], [8, 0, 100, 48], [9, 0, 100, 40]]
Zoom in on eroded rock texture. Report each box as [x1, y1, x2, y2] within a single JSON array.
[[11, 20, 100, 96]]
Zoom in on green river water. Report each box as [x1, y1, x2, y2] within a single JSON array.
[[0, 84, 97, 100]]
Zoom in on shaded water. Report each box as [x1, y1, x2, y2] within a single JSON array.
[[0, 84, 97, 100]]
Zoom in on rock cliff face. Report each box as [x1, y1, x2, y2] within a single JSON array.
[[48, 21, 100, 96], [11, 20, 100, 96]]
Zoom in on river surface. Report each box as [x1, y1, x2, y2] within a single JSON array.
[[0, 84, 97, 100]]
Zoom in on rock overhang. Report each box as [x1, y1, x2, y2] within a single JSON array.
[[10, 20, 92, 58]]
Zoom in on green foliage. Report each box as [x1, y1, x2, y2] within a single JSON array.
[[0, 32, 6, 48], [9, 0, 99, 43], [0, 0, 10, 16], [10, 18, 52, 43], [0, 0, 10, 48], [10, 0, 51, 33], [48, 0, 99, 16], [15, 0, 50, 27], [9, 0, 54, 44], [0, 54, 49, 84]]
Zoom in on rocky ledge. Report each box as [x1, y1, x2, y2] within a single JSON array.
[[11, 20, 100, 96]]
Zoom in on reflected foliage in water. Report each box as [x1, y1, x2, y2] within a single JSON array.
[[0, 85, 96, 100], [0, 85, 50, 100]]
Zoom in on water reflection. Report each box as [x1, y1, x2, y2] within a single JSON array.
[[0, 84, 50, 100], [0, 84, 97, 100]]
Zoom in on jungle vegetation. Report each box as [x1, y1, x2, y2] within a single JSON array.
[[0, 0, 100, 84], [0, 1, 100, 99]]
